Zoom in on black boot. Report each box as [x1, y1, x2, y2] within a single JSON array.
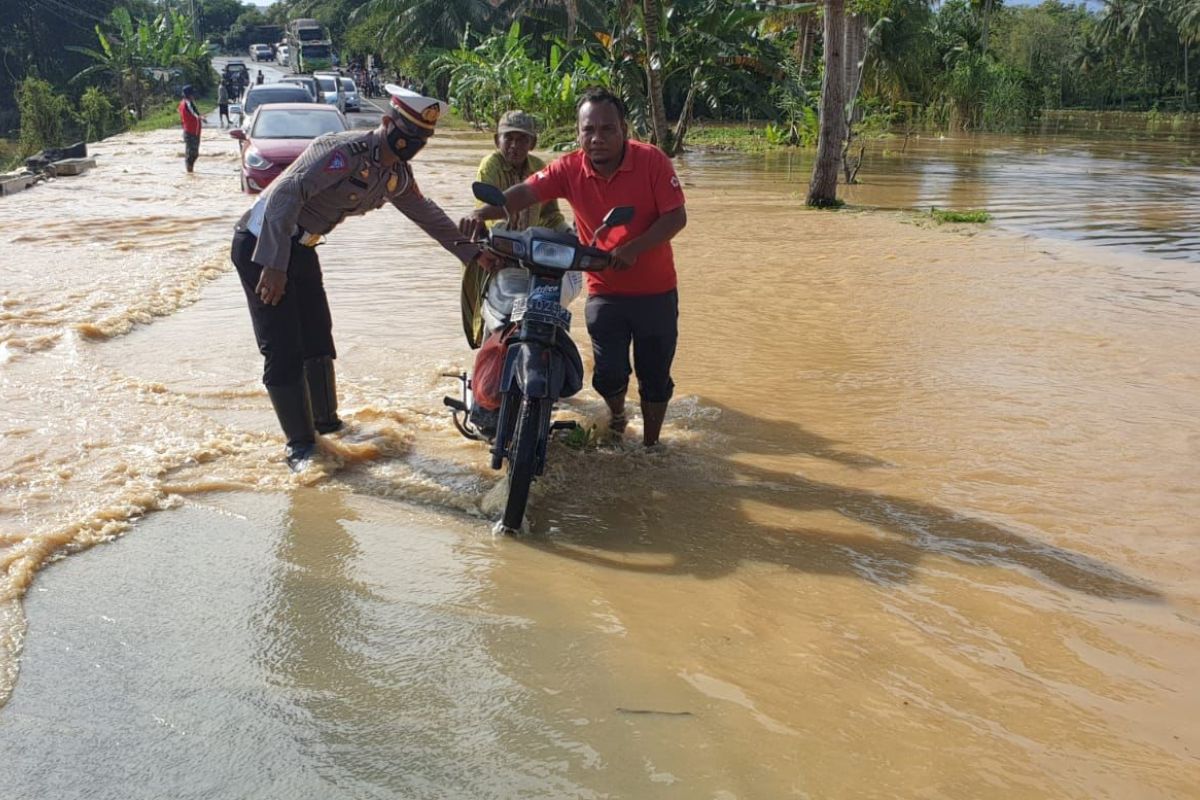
[[304, 356, 343, 434], [266, 381, 317, 470]]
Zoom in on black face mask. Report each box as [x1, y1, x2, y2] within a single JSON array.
[[386, 122, 427, 161]]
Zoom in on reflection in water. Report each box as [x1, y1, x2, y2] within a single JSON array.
[[684, 111, 1200, 261], [526, 401, 1160, 602], [253, 489, 600, 798]]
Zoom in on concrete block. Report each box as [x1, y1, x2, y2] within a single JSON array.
[[47, 158, 97, 177], [0, 172, 39, 197]]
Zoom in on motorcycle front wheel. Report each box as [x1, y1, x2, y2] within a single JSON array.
[[502, 396, 547, 531]]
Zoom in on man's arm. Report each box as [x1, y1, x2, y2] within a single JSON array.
[[609, 206, 687, 270]]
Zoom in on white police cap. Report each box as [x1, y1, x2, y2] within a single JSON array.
[[384, 85, 448, 133]]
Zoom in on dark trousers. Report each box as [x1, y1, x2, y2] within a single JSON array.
[[585, 289, 678, 404], [183, 133, 199, 168], [231, 230, 335, 386]]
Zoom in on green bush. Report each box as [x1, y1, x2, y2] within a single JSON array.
[[79, 86, 117, 141], [17, 76, 74, 156], [930, 206, 990, 223], [432, 23, 610, 133]]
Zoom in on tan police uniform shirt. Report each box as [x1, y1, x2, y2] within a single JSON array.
[[236, 129, 478, 272]]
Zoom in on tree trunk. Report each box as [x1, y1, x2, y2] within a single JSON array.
[[642, 0, 672, 154], [980, 0, 993, 54], [807, 0, 847, 208], [670, 72, 699, 156], [843, 12, 867, 124], [1185, 41, 1190, 112], [797, 16, 812, 79]]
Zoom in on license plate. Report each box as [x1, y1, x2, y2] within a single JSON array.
[[512, 296, 572, 330]]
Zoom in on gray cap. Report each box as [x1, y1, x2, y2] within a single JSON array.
[[497, 110, 538, 138]]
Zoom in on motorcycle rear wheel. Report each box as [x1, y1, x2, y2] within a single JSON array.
[[502, 396, 546, 531]]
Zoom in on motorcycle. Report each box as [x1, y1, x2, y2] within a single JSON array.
[[444, 182, 633, 533]]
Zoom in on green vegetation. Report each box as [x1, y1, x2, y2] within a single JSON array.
[[5, 0, 1200, 205], [930, 207, 992, 223]]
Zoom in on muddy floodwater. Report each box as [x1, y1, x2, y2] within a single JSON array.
[[1, 119, 1198, 799]]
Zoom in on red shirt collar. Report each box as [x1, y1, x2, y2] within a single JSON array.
[[581, 141, 635, 180]]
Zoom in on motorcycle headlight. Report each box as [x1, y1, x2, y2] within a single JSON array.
[[244, 148, 272, 170], [531, 240, 576, 270]]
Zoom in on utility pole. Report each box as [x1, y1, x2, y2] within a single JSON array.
[[189, 0, 200, 41]]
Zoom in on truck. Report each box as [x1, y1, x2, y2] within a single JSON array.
[[287, 18, 333, 74]]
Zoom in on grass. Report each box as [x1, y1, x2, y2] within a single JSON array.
[[129, 89, 216, 133], [929, 206, 991, 224], [683, 121, 778, 153], [0, 138, 20, 172]]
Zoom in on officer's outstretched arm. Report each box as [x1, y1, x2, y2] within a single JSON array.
[[392, 184, 481, 266]]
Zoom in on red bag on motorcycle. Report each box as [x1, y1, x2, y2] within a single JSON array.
[[471, 325, 517, 411]]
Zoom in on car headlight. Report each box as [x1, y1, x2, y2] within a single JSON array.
[[244, 148, 272, 170], [531, 240, 576, 269]]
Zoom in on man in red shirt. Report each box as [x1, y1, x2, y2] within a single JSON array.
[[178, 84, 202, 173], [460, 88, 687, 447]]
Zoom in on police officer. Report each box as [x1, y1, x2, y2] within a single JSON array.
[[231, 85, 490, 469]]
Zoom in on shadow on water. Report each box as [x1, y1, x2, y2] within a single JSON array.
[[526, 399, 1161, 603]]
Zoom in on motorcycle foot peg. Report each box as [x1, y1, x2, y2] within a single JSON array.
[[550, 420, 579, 432], [443, 396, 468, 412]]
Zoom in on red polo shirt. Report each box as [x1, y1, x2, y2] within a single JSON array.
[[526, 139, 685, 297], [178, 98, 201, 136]]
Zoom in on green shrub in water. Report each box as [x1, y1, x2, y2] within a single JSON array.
[[930, 207, 991, 223], [79, 87, 116, 142]]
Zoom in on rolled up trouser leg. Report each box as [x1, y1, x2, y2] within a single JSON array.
[[304, 356, 342, 434], [266, 381, 317, 469]]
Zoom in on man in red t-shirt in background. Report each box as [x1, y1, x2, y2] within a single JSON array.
[[460, 88, 687, 447], [178, 84, 202, 173]]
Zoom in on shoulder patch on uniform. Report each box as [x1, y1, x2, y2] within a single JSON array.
[[325, 151, 348, 172]]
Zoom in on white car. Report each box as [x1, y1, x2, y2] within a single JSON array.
[[340, 77, 361, 112], [313, 72, 346, 114], [277, 44, 290, 67]]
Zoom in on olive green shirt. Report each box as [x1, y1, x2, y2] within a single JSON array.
[[462, 152, 570, 347]]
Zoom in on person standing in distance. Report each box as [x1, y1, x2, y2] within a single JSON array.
[[217, 82, 231, 129], [231, 85, 492, 469], [178, 85, 202, 173], [460, 88, 687, 447]]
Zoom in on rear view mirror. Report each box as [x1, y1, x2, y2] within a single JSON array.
[[229, 128, 246, 141], [603, 206, 634, 228], [472, 181, 506, 208]]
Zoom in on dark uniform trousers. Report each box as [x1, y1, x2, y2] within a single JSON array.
[[231, 229, 335, 386]]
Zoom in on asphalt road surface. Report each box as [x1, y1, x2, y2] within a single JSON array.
[[211, 55, 389, 127]]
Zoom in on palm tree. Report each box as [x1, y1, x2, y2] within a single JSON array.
[[808, 0, 847, 207], [358, 0, 498, 52], [642, 0, 673, 153]]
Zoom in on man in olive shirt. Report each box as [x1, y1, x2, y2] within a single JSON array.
[[232, 85, 490, 469], [462, 110, 573, 347]]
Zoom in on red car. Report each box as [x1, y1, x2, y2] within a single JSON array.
[[230, 102, 348, 193]]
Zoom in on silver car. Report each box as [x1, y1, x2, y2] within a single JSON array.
[[340, 77, 361, 112]]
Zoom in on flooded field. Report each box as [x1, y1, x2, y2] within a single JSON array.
[[1, 119, 1198, 798]]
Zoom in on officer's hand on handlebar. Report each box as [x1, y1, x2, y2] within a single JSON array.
[[458, 212, 488, 240], [256, 268, 287, 306], [475, 250, 501, 273]]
